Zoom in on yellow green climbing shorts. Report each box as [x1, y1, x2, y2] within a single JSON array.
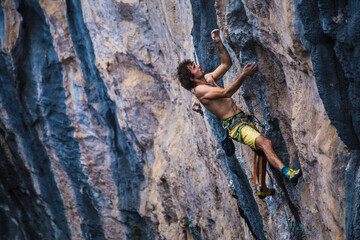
[[237, 125, 260, 149], [224, 112, 261, 150]]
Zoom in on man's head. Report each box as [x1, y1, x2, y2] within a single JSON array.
[[177, 59, 205, 91]]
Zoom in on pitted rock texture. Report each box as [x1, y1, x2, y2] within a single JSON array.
[[0, 0, 358, 240]]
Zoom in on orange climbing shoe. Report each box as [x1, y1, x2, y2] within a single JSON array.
[[257, 188, 276, 199]]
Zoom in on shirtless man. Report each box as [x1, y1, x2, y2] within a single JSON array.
[[177, 29, 301, 198]]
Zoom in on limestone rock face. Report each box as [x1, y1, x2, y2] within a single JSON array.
[[0, 0, 358, 240]]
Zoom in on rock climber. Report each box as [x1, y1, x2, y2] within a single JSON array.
[[176, 29, 301, 199]]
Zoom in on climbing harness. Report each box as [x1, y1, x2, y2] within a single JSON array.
[[222, 111, 265, 144], [267, 169, 292, 239], [248, 112, 265, 134]]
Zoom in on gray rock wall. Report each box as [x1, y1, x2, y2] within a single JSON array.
[[0, 0, 358, 239]]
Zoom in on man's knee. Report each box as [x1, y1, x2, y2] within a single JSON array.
[[255, 136, 273, 150]]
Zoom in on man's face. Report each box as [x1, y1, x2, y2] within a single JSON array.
[[188, 63, 205, 80]]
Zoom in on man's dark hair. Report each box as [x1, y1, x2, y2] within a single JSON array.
[[177, 59, 196, 91]]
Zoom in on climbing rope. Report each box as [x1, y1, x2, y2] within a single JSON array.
[[266, 169, 292, 239], [251, 113, 291, 238]]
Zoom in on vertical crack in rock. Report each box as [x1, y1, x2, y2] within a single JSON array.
[[226, 155, 266, 239], [294, 1, 360, 238], [190, 0, 267, 239], [266, 117, 303, 237], [65, 0, 155, 238], [226, 1, 308, 238]]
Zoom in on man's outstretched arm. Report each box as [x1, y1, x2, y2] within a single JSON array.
[[208, 29, 232, 82], [197, 63, 257, 100]]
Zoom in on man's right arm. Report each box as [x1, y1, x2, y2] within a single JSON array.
[[207, 30, 232, 82], [196, 63, 257, 100]]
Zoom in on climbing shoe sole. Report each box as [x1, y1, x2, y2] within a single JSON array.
[[258, 188, 276, 199]]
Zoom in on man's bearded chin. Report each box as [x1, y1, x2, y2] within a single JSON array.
[[195, 72, 206, 80]]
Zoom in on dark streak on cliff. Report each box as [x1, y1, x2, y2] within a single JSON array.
[[5, 0, 82, 238], [65, 0, 155, 239], [190, 0, 268, 239], [294, 0, 360, 238]]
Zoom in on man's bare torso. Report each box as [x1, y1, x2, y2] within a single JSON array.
[[194, 74, 241, 120]]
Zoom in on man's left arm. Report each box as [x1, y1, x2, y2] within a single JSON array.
[[208, 29, 232, 82]]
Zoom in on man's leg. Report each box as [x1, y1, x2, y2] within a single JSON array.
[[239, 125, 301, 182], [255, 135, 301, 182], [255, 151, 276, 199], [255, 136, 284, 171], [259, 152, 267, 190]]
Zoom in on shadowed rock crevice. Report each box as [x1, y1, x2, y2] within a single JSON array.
[[267, 119, 303, 229], [227, 155, 266, 240], [190, 1, 267, 239], [226, 0, 306, 238]]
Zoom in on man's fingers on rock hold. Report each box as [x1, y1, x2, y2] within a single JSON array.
[[243, 63, 257, 76], [249, 63, 257, 70], [244, 63, 252, 69], [251, 64, 257, 72], [244, 63, 255, 69]]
